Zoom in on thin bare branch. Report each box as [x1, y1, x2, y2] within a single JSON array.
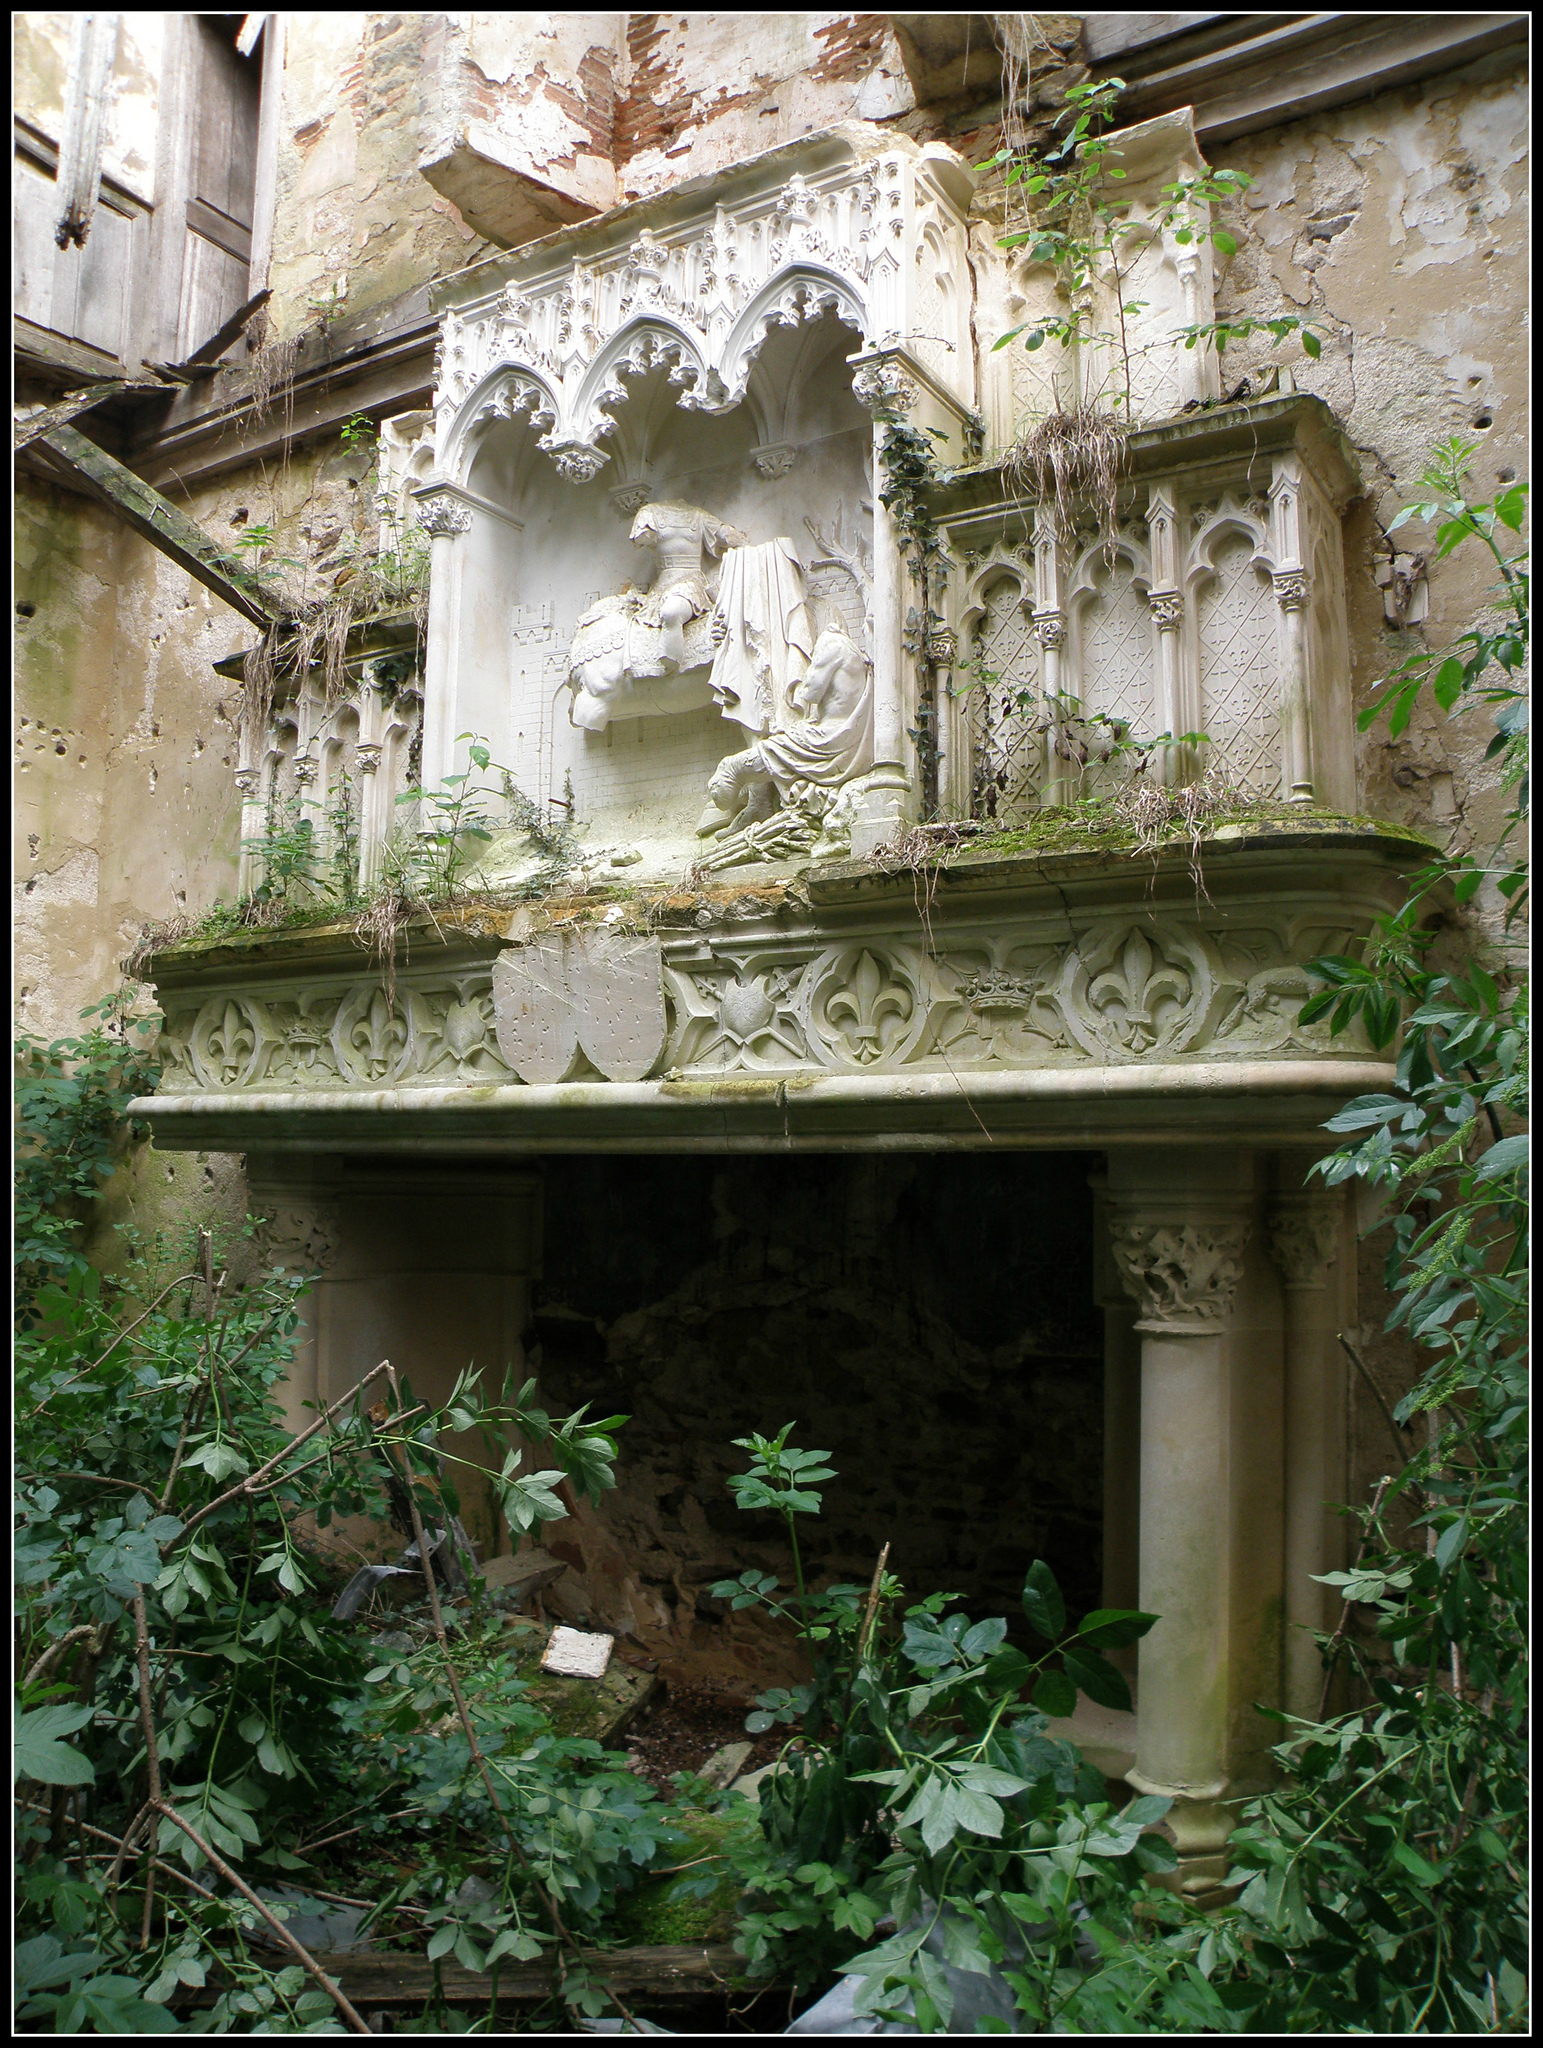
[[23, 1270, 199, 1419], [169, 1360, 393, 1550], [153, 1802, 370, 2034]]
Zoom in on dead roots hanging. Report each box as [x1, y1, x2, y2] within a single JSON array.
[[1003, 403, 1129, 561]]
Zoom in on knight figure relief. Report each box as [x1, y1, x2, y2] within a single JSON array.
[[564, 497, 875, 867]]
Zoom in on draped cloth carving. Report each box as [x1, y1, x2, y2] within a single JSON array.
[[708, 538, 816, 738]]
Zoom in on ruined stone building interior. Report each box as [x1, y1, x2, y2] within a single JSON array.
[[14, 12, 1528, 1887]]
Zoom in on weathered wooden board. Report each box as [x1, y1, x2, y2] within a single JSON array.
[[325, 1941, 745, 2008], [33, 421, 286, 628]]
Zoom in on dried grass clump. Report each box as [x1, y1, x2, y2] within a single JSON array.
[[1109, 765, 1250, 856], [871, 820, 984, 873], [1003, 403, 1128, 560], [248, 332, 299, 439]]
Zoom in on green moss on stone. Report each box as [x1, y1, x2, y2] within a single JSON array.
[[613, 1804, 762, 1948]]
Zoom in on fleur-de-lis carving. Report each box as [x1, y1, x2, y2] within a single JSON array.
[[205, 1000, 256, 1085], [824, 951, 913, 1064], [344, 989, 406, 1080], [1087, 929, 1190, 1053]]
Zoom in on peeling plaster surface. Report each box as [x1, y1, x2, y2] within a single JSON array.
[[14, 12, 163, 203], [1206, 52, 1528, 946]]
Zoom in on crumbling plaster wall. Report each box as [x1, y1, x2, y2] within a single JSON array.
[[1203, 49, 1528, 956], [269, 14, 499, 335], [14, 473, 257, 1266]]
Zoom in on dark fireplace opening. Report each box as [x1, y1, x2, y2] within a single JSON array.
[[528, 1152, 1104, 1688]]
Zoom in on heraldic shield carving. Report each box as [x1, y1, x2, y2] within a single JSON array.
[[491, 932, 666, 1084]]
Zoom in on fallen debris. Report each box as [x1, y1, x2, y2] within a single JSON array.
[[542, 1624, 615, 1680]]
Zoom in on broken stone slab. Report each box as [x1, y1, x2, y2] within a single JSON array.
[[696, 1741, 753, 1790], [480, 1547, 567, 1607], [541, 1624, 614, 1679], [506, 1622, 658, 1744]]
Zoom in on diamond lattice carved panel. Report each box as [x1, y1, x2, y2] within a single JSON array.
[[969, 574, 1041, 824], [1199, 534, 1281, 797]]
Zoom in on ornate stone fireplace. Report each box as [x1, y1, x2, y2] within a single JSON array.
[[138, 114, 1428, 1888]]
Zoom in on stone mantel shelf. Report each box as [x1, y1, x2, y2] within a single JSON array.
[[134, 824, 1431, 1155], [132, 1057, 1398, 1156]]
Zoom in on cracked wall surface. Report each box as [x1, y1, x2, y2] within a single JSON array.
[[1203, 49, 1528, 956]]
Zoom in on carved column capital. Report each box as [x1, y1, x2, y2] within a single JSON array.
[[1108, 1209, 1252, 1334], [1148, 590, 1185, 630], [926, 629, 957, 667], [233, 768, 262, 799], [291, 758, 318, 789], [552, 445, 608, 483], [1033, 610, 1067, 652], [412, 488, 473, 536], [1267, 1195, 1339, 1289], [1272, 568, 1309, 611], [250, 1200, 340, 1276], [355, 742, 383, 777], [851, 362, 918, 417]]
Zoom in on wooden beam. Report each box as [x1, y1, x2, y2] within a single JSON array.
[[15, 377, 170, 450], [14, 313, 126, 389], [183, 1943, 750, 2012], [150, 286, 273, 384], [35, 421, 288, 629]]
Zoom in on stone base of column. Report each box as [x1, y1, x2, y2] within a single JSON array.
[[1127, 1767, 1237, 1895], [847, 768, 912, 860]]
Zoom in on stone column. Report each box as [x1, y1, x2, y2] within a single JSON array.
[[850, 362, 918, 855], [1268, 1189, 1343, 1719], [1091, 1174, 1141, 1675], [412, 485, 472, 794], [1107, 1156, 1254, 1890], [1148, 593, 1186, 785], [234, 766, 265, 898], [1273, 569, 1313, 804], [925, 627, 956, 818], [1269, 456, 1314, 804], [1033, 611, 1069, 805], [1146, 484, 1186, 786], [1031, 505, 1069, 805]]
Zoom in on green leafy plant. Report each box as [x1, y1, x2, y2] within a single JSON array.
[[705, 1429, 1168, 2004], [387, 732, 506, 902], [984, 77, 1325, 419]]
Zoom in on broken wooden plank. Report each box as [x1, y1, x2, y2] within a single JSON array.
[[316, 1942, 744, 2010], [35, 421, 288, 629], [179, 285, 271, 373], [14, 313, 126, 389], [15, 377, 170, 450]]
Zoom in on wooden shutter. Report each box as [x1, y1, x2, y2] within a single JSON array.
[[175, 17, 261, 356], [13, 121, 143, 364]]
